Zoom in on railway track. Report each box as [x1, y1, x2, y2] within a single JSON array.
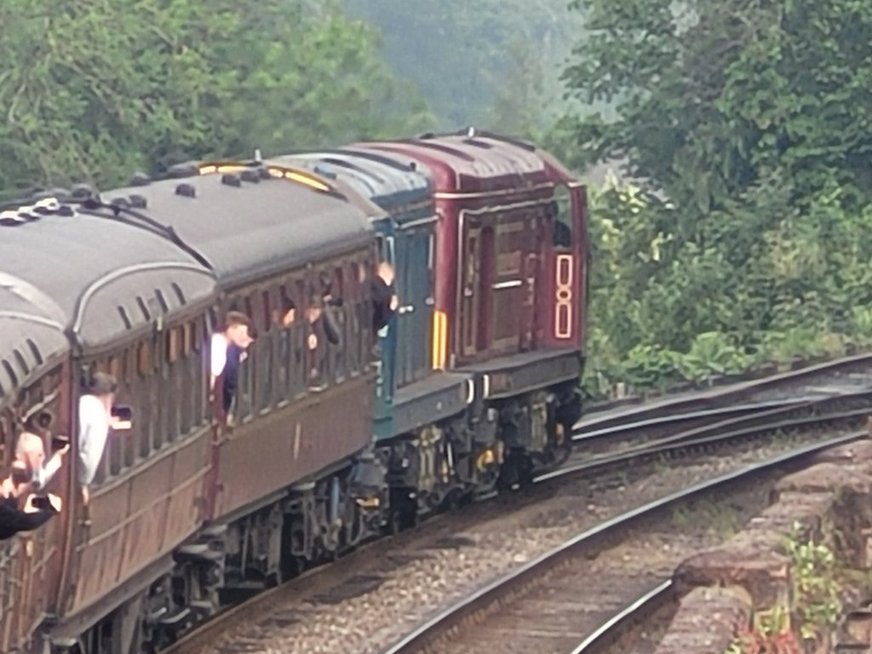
[[379, 434, 861, 654], [162, 354, 872, 654]]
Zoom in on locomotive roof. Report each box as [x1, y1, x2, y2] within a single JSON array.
[[103, 170, 374, 288], [0, 208, 216, 355], [271, 151, 432, 217], [361, 131, 564, 195]]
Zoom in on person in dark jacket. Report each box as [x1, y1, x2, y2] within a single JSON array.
[[371, 261, 398, 332], [0, 462, 61, 540]]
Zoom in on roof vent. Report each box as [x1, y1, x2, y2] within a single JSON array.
[[175, 183, 196, 198], [467, 126, 476, 139], [70, 183, 95, 199], [129, 194, 148, 208], [240, 169, 260, 183], [57, 204, 75, 217], [166, 162, 198, 179], [110, 197, 131, 210], [0, 210, 24, 226], [221, 173, 242, 188], [17, 206, 41, 222], [313, 165, 337, 180], [33, 198, 60, 214], [129, 172, 151, 187], [258, 167, 270, 180], [409, 161, 417, 171]]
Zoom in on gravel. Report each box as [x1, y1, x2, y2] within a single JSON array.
[[181, 427, 859, 654]]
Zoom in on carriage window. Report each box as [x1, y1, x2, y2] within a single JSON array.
[[183, 321, 196, 354], [137, 342, 153, 377], [261, 290, 273, 332], [166, 328, 183, 363], [551, 185, 573, 248]]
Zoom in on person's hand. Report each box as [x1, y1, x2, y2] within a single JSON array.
[[47, 493, 62, 512], [58, 443, 71, 457], [81, 486, 90, 506], [390, 294, 399, 312], [307, 333, 318, 351], [110, 417, 132, 431]]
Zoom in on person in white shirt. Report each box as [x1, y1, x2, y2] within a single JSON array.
[[78, 372, 129, 505], [15, 410, 69, 491], [209, 311, 254, 418]]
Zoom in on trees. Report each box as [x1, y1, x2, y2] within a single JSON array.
[[345, 0, 586, 135], [560, 0, 872, 211], [0, 0, 430, 194], [559, 0, 872, 396]]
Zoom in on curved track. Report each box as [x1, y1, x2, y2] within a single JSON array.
[[378, 433, 863, 654], [161, 354, 872, 653]]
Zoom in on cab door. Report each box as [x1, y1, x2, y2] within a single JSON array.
[[544, 184, 587, 349], [459, 223, 482, 359], [395, 226, 434, 386]]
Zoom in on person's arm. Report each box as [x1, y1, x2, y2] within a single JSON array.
[[39, 445, 68, 488], [0, 502, 57, 539], [321, 307, 342, 346]]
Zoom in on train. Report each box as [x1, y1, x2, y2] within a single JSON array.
[[0, 130, 589, 653]]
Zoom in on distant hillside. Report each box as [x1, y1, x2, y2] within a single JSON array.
[[344, 0, 589, 135]]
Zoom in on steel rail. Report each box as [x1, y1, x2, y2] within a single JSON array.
[[582, 353, 872, 417], [575, 351, 872, 433], [160, 372, 872, 653], [379, 431, 867, 654], [574, 395, 826, 442], [569, 580, 676, 654]]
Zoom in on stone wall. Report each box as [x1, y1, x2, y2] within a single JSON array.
[[654, 437, 872, 654]]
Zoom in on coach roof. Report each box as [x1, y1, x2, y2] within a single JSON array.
[[0, 207, 216, 354], [103, 171, 374, 287], [273, 151, 432, 216]]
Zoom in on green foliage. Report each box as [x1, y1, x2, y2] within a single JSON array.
[[0, 0, 431, 193], [580, 174, 872, 396], [344, 0, 590, 135], [785, 524, 842, 639], [559, 0, 872, 212], [725, 605, 801, 654]]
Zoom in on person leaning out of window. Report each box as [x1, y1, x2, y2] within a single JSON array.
[[78, 372, 132, 505], [0, 460, 62, 540], [16, 409, 69, 493]]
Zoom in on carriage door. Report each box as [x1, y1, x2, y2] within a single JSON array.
[[459, 223, 482, 358]]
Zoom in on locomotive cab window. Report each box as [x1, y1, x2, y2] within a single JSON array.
[[551, 185, 573, 248]]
